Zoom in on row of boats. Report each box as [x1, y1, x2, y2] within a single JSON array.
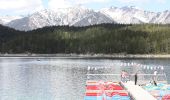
[[85, 81, 130, 100], [84, 80, 170, 100], [84, 65, 170, 100]]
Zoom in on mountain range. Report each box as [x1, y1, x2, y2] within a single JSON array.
[[1, 6, 170, 31]]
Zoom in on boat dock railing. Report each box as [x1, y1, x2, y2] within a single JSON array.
[[86, 74, 121, 82], [86, 73, 167, 85]]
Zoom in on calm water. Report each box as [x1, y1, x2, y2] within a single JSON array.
[[0, 57, 170, 100]]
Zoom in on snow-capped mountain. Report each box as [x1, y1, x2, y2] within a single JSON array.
[[151, 10, 170, 24], [0, 16, 22, 25], [0, 19, 3, 24], [7, 6, 104, 31], [2, 6, 170, 31], [7, 9, 65, 31], [58, 6, 94, 25], [73, 12, 114, 26], [100, 6, 157, 24]]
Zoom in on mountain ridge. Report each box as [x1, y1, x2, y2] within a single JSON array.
[[1, 6, 170, 31]]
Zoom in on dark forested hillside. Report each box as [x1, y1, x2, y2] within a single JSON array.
[[0, 24, 170, 54]]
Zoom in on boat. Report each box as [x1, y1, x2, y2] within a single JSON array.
[[84, 81, 131, 100], [84, 63, 170, 100]]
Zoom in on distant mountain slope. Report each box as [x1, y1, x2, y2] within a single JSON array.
[[100, 6, 157, 24], [0, 24, 22, 43], [1, 6, 170, 31], [0, 16, 22, 25], [151, 10, 170, 24], [7, 7, 101, 31], [73, 12, 115, 26], [0, 24, 21, 34], [0, 19, 3, 24]]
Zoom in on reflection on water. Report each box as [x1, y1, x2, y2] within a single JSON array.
[[0, 58, 170, 100]]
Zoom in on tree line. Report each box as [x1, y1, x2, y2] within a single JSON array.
[[0, 24, 170, 54]]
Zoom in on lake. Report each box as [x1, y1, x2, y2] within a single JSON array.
[[0, 57, 170, 100]]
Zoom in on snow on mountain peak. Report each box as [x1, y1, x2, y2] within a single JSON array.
[[1, 6, 170, 31], [0, 15, 22, 24], [6, 7, 106, 31], [121, 6, 141, 10], [100, 6, 158, 24]]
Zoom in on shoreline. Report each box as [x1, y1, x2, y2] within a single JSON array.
[[1, 54, 170, 59]]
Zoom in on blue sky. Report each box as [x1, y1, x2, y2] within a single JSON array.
[[0, 0, 170, 15], [42, 0, 48, 8]]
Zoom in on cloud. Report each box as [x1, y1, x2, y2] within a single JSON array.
[[117, 0, 167, 4], [0, 0, 43, 15], [73, 0, 111, 4], [48, 0, 71, 10], [48, 0, 111, 10], [156, 0, 166, 4], [117, 0, 149, 3]]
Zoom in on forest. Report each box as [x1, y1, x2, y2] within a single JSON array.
[[0, 24, 170, 54]]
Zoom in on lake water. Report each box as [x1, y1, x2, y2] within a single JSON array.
[[0, 57, 170, 100]]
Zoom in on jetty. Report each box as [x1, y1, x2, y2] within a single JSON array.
[[122, 81, 156, 100]]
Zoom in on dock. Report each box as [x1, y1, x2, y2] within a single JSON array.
[[122, 81, 157, 100]]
